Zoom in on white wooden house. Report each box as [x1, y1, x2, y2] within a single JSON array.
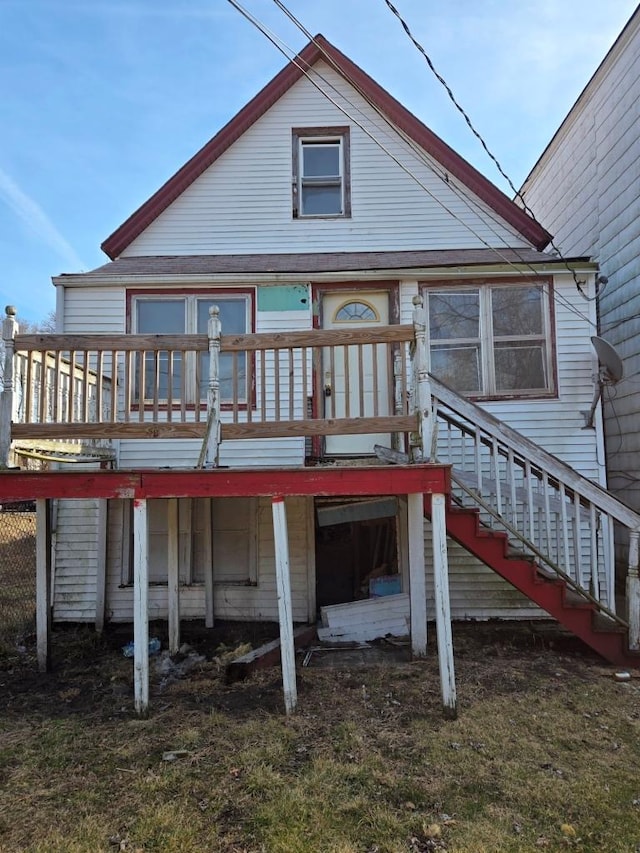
[[2, 34, 640, 713], [520, 6, 640, 560]]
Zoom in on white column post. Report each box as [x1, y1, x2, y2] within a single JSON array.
[[0, 306, 18, 468], [36, 498, 52, 672], [627, 529, 640, 650], [272, 496, 297, 714], [94, 499, 108, 634], [432, 492, 457, 719], [167, 498, 180, 654], [203, 498, 215, 628], [407, 492, 427, 658], [133, 498, 149, 717], [411, 295, 433, 462], [203, 305, 222, 468]]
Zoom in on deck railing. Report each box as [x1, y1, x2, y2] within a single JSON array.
[[0, 306, 419, 461], [429, 372, 640, 643]]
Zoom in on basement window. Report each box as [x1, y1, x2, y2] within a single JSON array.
[[292, 127, 351, 218], [424, 282, 555, 398]]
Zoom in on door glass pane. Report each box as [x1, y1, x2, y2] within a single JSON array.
[[492, 286, 543, 336], [429, 292, 480, 339], [494, 342, 546, 391], [197, 298, 247, 402]]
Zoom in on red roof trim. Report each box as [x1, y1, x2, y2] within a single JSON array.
[[101, 35, 550, 260]]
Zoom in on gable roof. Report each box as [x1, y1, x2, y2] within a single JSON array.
[[101, 34, 551, 260]]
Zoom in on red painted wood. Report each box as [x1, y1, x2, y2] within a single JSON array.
[[440, 504, 637, 667], [0, 464, 450, 502]]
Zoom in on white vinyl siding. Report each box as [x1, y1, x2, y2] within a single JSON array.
[[103, 496, 312, 624], [122, 61, 530, 258], [52, 497, 101, 622]]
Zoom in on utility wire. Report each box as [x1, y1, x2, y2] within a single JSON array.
[[226, 0, 596, 329], [382, 0, 592, 297], [267, 0, 596, 329]]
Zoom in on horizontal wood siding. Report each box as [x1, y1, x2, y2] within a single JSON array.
[[105, 496, 311, 624], [52, 497, 100, 622], [521, 15, 640, 514], [62, 287, 125, 334], [123, 62, 531, 258], [422, 519, 542, 620]]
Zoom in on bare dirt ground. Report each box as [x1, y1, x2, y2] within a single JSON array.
[[2, 621, 640, 852]]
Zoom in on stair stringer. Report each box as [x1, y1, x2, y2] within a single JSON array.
[[435, 502, 635, 667]]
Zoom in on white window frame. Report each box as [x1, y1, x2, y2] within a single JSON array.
[[292, 126, 351, 218], [424, 281, 555, 399], [130, 291, 253, 405]]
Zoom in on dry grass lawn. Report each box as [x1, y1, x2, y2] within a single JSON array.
[[1, 623, 640, 853]]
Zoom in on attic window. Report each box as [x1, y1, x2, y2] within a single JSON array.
[[292, 127, 351, 218]]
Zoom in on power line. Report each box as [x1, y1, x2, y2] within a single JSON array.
[[266, 1, 597, 329], [382, 0, 592, 298], [225, 0, 597, 329]]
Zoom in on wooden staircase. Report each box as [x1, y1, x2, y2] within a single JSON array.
[[436, 500, 637, 666]]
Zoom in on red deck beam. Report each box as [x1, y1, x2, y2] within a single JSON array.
[[0, 465, 450, 502]]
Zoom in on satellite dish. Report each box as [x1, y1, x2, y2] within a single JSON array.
[[583, 336, 624, 428], [591, 336, 623, 383]]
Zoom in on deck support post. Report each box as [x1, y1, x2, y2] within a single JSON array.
[[271, 496, 297, 714], [167, 498, 180, 654], [411, 296, 433, 462], [203, 305, 222, 468], [203, 498, 215, 629], [95, 499, 108, 634], [431, 492, 457, 719], [627, 529, 640, 650], [133, 498, 149, 717], [36, 498, 52, 672], [407, 492, 427, 658], [0, 306, 18, 468]]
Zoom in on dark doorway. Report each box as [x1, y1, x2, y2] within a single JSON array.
[[315, 499, 399, 610]]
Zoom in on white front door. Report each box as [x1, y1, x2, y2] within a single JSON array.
[[322, 291, 391, 456]]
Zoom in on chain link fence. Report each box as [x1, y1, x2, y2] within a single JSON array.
[[0, 503, 36, 650]]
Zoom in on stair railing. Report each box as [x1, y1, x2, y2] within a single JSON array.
[[428, 373, 640, 645]]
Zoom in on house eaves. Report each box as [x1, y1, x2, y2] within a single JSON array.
[[101, 35, 551, 260], [54, 249, 595, 287]]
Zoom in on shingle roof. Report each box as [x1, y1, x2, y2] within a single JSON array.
[[68, 248, 571, 280], [100, 35, 551, 260]]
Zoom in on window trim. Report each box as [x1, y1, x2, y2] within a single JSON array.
[[292, 126, 351, 219], [126, 287, 255, 410], [422, 278, 557, 401]]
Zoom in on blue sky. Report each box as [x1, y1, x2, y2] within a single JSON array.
[[0, 0, 637, 324]]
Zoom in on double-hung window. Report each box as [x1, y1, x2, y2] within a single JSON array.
[[292, 127, 350, 218], [131, 291, 252, 406], [425, 282, 554, 398]]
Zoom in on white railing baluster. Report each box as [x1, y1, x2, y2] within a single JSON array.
[[492, 437, 503, 517], [573, 491, 583, 590], [559, 484, 571, 575], [590, 504, 599, 600], [525, 460, 534, 544], [542, 472, 552, 562]]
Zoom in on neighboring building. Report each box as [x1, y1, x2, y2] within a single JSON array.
[[520, 6, 640, 533], [4, 34, 638, 671]]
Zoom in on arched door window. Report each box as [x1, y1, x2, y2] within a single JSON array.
[[333, 300, 379, 322]]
